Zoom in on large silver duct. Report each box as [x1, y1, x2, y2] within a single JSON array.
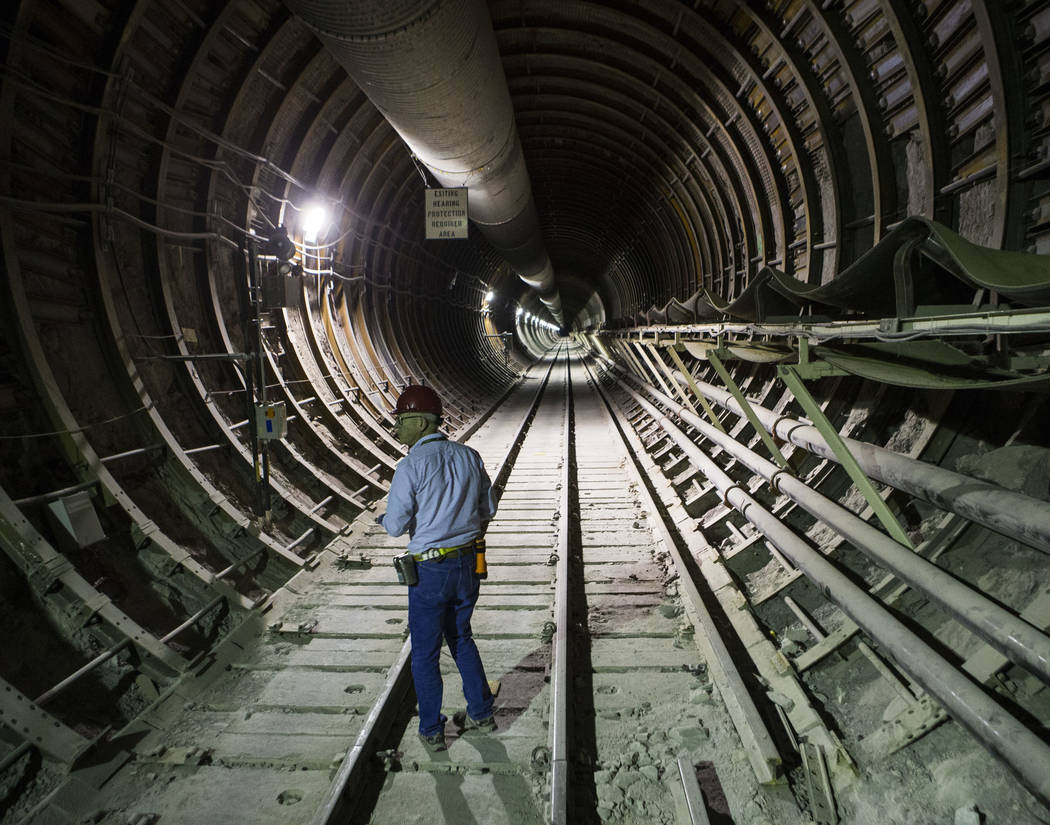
[[283, 0, 564, 325]]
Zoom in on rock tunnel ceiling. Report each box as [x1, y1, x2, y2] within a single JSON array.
[[2, 0, 1050, 824]]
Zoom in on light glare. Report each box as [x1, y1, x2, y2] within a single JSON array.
[[303, 204, 330, 242]]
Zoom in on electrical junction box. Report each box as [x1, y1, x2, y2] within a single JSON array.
[[255, 401, 287, 440], [262, 270, 301, 309]]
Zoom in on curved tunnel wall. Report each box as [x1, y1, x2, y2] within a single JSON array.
[[1, 0, 1050, 818]]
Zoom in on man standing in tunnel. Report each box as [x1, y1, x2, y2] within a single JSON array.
[[377, 384, 498, 751]]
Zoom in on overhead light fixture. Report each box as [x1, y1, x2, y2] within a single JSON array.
[[516, 306, 523, 316], [484, 290, 495, 303], [302, 204, 330, 242]]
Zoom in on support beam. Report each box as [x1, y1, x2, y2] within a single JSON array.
[[778, 365, 913, 548], [707, 352, 790, 470], [665, 345, 726, 433], [644, 343, 701, 416]]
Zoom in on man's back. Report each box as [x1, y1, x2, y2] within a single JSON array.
[[381, 433, 496, 551]]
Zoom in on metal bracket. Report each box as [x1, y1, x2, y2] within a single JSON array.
[[865, 693, 946, 759], [615, 341, 654, 385], [778, 365, 914, 548], [707, 352, 791, 471], [644, 343, 699, 413], [664, 345, 727, 433], [629, 342, 677, 401], [800, 742, 838, 825], [790, 337, 849, 379]]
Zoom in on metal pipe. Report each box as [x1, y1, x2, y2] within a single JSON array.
[[13, 479, 98, 507], [184, 443, 224, 455], [215, 547, 268, 581], [282, 0, 564, 324], [34, 639, 131, 706], [0, 742, 32, 775], [624, 389, 1050, 808], [284, 527, 315, 553], [622, 381, 1050, 686], [100, 444, 164, 463], [648, 367, 1050, 557], [159, 595, 226, 644], [308, 495, 333, 515]]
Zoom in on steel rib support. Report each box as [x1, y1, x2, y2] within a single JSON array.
[[549, 349, 571, 824], [625, 390, 1050, 808]]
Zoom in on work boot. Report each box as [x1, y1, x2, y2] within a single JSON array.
[[418, 732, 447, 753], [453, 711, 497, 734]]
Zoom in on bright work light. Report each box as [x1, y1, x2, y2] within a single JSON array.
[[302, 204, 330, 242]]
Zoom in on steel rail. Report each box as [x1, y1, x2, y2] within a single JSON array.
[[677, 756, 714, 825], [491, 348, 563, 498], [585, 359, 782, 784], [626, 366, 1050, 557], [623, 389, 1050, 808], [310, 347, 562, 825], [619, 381, 1050, 686], [549, 348, 572, 824]]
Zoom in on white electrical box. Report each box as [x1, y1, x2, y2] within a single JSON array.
[[255, 401, 287, 440]]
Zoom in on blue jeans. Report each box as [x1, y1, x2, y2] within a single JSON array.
[[408, 550, 494, 736]]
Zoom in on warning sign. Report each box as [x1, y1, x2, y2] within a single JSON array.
[[425, 187, 469, 239]]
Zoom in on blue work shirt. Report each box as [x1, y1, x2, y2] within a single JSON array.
[[378, 433, 496, 552]]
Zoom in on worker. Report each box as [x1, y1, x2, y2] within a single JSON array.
[[377, 384, 497, 752]]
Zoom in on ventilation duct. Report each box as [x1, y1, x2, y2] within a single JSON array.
[[283, 0, 565, 325]]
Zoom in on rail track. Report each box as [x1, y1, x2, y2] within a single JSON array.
[[9, 344, 1050, 825], [10, 345, 780, 825]]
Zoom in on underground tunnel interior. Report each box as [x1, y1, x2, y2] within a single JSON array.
[[3, 1, 1050, 823]]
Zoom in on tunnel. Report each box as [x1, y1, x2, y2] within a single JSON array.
[[2, 1, 1050, 823]]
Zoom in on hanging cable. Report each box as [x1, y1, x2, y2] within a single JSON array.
[[1, 38, 504, 300], [0, 396, 176, 440], [0, 196, 241, 249]]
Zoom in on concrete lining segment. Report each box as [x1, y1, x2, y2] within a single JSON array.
[[97, 765, 335, 824], [255, 671, 392, 708], [246, 650, 404, 669], [204, 710, 365, 762], [277, 607, 409, 635], [365, 771, 546, 825], [319, 593, 552, 608], [589, 642, 697, 669]]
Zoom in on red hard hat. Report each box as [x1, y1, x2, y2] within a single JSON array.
[[395, 385, 442, 417]]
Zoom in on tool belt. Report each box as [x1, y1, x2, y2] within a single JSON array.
[[412, 540, 475, 562], [394, 537, 487, 585]]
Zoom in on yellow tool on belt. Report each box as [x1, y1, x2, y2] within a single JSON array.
[[395, 536, 488, 585], [473, 536, 487, 579]]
